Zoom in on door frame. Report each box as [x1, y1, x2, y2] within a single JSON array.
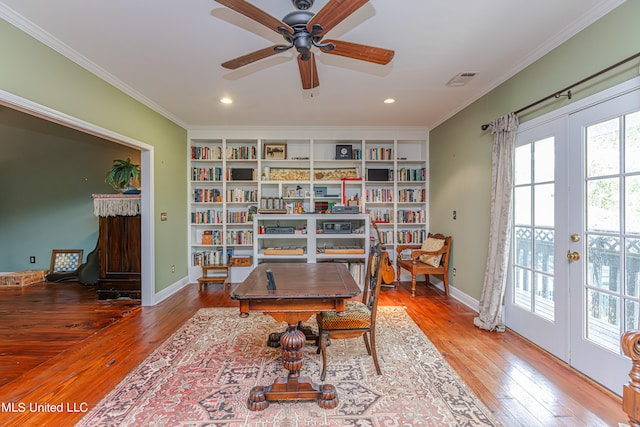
[[0, 89, 156, 306]]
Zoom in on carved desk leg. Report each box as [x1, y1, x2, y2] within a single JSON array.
[[247, 322, 338, 411], [622, 330, 640, 427]]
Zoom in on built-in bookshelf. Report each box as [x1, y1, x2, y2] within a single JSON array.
[[254, 213, 369, 288], [187, 133, 428, 283]]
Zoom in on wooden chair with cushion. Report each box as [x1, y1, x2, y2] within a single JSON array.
[[396, 233, 452, 297], [316, 243, 384, 381]]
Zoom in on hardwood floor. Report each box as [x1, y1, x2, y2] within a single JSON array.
[[0, 280, 626, 426]]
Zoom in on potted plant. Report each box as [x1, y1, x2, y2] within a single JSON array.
[[105, 158, 141, 194]]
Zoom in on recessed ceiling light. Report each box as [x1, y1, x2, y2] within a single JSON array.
[[220, 97, 233, 104], [383, 98, 395, 104]]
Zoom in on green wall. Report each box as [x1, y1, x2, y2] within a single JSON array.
[[0, 19, 188, 293], [429, 1, 640, 300], [0, 108, 139, 270]]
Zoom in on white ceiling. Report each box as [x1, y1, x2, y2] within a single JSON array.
[[0, 0, 625, 129]]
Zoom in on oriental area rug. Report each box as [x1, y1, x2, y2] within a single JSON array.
[[78, 306, 502, 426]]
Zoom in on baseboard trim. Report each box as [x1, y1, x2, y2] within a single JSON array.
[[153, 276, 189, 305]]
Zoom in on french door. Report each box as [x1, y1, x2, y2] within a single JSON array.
[[505, 117, 569, 361], [567, 90, 639, 393], [504, 87, 640, 394]]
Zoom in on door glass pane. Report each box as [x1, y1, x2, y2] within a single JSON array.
[[587, 178, 620, 232], [586, 289, 620, 353], [534, 229, 554, 274], [626, 300, 639, 330], [587, 235, 620, 293], [533, 272, 554, 321], [534, 183, 554, 227], [534, 137, 554, 182], [515, 145, 531, 185], [514, 266, 531, 308], [626, 111, 640, 173], [514, 227, 532, 267], [586, 117, 619, 177], [627, 175, 640, 234], [627, 238, 640, 298], [514, 186, 531, 225], [512, 137, 555, 322]]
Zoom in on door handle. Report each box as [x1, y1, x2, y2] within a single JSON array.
[[567, 251, 581, 262]]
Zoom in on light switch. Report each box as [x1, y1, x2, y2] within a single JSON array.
[[160, 212, 168, 221]]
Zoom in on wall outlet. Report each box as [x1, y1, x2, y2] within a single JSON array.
[[452, 268, 457, 277], [29, 256, 36, 264], [171, 265, 175, 273]]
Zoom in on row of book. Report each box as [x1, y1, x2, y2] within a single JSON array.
[[397, 189, 426, 203], [376, 229, 394, 245], [368, 209, 394, 222], [191, 210, 224, 224], [193, 250, 224, 266], [365, 188, 394, 202], [191, 145, 222, 160], [397, 168, 426, 182], [367, 147, 393, 161], [397, 230, 427, 244], [397, 210, 425, 223], [191, 166, 223, 182], [226, 146, 257, 160], [193, 188, 221, 203], [227, 211, 250, 224], [226, 230, 253, 245], [227, 188, 258, 203]]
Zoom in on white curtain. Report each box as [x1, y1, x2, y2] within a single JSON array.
[[474, 113, 519, 332]]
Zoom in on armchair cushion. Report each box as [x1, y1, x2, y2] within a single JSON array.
[[419, 237, 445, 267]]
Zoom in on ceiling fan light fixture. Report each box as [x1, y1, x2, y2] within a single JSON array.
[[282, 10, 314, 27], [291, 0, 314, 11]]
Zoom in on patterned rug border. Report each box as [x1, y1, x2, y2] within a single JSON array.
[[78, 305, 502, 426]]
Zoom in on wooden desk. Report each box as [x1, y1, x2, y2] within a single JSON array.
[[231, 263, 361, 411]]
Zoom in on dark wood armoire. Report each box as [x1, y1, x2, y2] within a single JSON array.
[[93, 194, 142, 299]]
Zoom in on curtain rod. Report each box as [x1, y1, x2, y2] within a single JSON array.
[[481, 51, 640, 131]]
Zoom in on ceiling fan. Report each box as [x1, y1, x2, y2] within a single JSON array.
[[215, 0, 395, 90]]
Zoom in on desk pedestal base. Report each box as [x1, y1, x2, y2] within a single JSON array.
[[248, 323, 339, 411]]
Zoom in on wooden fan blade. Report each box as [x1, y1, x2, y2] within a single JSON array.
[[323, 39, 394, 65], [221, 46, 280, 69], [215, 0, 292, 34], [298, 53, 319, 90], [308, 0, 369, 36]]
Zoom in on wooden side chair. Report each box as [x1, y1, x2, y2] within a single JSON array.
[[316, 243, 384, 381], [396, 233, 452, 297]]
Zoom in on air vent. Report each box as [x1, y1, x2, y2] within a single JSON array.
[[446, 72, 478, 87]]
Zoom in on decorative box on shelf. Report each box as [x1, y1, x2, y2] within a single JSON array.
[[230, 256, 253, 267]]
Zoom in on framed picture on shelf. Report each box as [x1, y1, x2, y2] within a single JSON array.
[[264, 143, 287, 160], [335, 144, 352, 160], [49, 249, 83, 273], [314, 186, 327, 197]]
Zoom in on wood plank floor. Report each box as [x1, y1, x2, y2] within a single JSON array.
[[0, 280, 627, 426]]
